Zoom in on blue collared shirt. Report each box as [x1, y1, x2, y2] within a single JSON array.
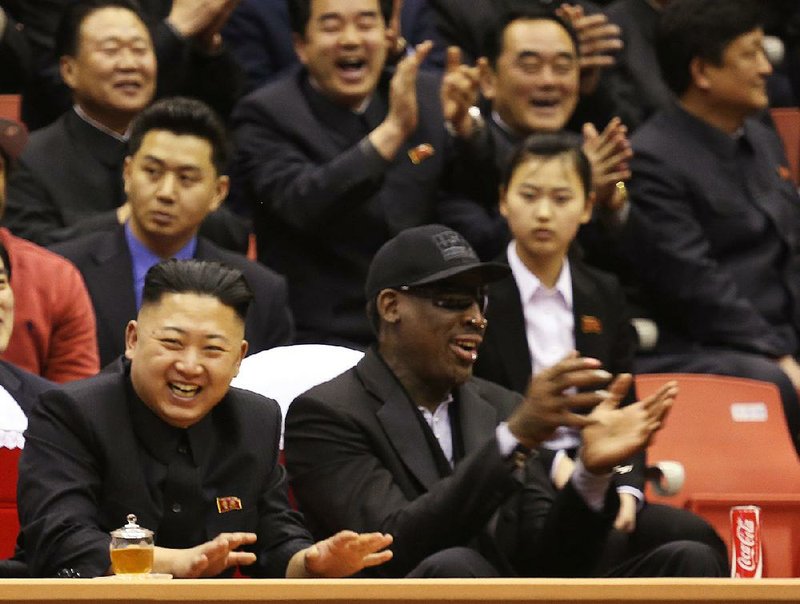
[[125, 223, 197, 310]]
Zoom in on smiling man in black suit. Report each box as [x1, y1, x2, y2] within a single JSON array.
[[51, 96, 293, 367]]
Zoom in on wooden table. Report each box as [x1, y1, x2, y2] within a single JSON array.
[[2, 578, 800, 604]]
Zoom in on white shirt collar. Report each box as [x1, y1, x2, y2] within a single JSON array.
[[506, 241, 573, 309]]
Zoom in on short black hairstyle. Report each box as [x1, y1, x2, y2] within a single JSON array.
[[485, 3, 580, 67], [55, 0, 146, 58], [287, 0, 393, 37], [127, 97, 230, 174], [0, 238, 11, 282], [142, 259, 254, 322], [501, 131, 593, 196], [657, 0, 764, 96]]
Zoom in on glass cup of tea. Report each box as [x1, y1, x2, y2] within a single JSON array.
[[109, 514, 154, 575]]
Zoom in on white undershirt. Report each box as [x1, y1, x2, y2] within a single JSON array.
[[417, 396, 454, 466]]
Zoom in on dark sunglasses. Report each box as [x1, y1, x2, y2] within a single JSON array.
[[398, 285, 489, 314]]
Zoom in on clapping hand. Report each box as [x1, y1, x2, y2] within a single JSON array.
[[580, 375, 676, 475]]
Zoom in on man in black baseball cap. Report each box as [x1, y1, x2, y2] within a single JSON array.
[[365, 224, 510, 298], [283, 224, 719, 578]]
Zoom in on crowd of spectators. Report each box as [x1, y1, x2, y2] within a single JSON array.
[[0, 0, 799, 581]]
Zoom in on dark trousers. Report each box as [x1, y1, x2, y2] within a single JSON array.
[[596, 503, 728, 577], [403, 503, 728, 579]]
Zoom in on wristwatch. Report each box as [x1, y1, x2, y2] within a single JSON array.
[[507, 443, 532, 471]]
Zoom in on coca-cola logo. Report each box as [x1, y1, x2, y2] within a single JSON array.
[[736, 518, 757, 572]]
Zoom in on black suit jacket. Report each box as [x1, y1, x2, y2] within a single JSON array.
[[602, 0, 672, 131], [0, 360, 55, 416], [4, 108, 248, 252], [284, 348, 616, 578], [15, 0, 243, 130], [17, 359, 311, 577], [477, 253, 636, 392], [50, 227, 293, 367], [0, 10, 31, 93], [231, 67, 450, 347], [624, 104, 800, 357], [474, 253, 643, 489], [5, 109, 127, 245]]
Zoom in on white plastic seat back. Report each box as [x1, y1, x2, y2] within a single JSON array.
[[231, 344, 364, 446]]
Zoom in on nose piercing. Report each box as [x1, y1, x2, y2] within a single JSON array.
[[469, 317, 488, 330]]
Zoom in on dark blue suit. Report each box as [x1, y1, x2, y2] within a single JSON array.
[[50, 226, 293, 367]]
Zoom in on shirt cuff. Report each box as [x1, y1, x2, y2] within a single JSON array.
[[549, 449, 567, 483], [570, 458, 612, 512], [616, 486, 645, 511], [495, 421, 519, 457]]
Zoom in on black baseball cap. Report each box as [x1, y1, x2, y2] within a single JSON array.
[[365, 224, 510, 299]]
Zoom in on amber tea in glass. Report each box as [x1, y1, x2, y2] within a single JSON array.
[[109, 514, 155, 575]]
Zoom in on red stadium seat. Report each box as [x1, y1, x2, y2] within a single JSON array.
[[636, 373, 800, 577], [771, 107, 800, 186], [0, 446, 21, 559], [0, 95, 20, 122]]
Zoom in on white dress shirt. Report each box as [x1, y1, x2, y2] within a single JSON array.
[[507, 242, 581, 451]]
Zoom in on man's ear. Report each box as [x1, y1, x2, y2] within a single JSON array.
[[689, 56, 711, 91], [582, 191, 596, 224], [386, 0, 401, 44], [232, 339, 248, 377], [376, 289, 400, 324], [122, 155, 133, 195], [124, 320, 139, 359], [209, 175, 229, 213], [60, 55, 78, 90], [480, 66, 497, 101], [498, 185, 509, 219], [292, 32, 309, 66]]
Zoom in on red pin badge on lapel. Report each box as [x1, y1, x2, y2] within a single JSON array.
[[216, 496, 243, 513], [408, 143, 435, 165], [777, 165, 793, 182], [580, 315, 603, 334]]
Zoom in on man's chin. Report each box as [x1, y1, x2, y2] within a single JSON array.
[[326, 81, 379, 109]]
